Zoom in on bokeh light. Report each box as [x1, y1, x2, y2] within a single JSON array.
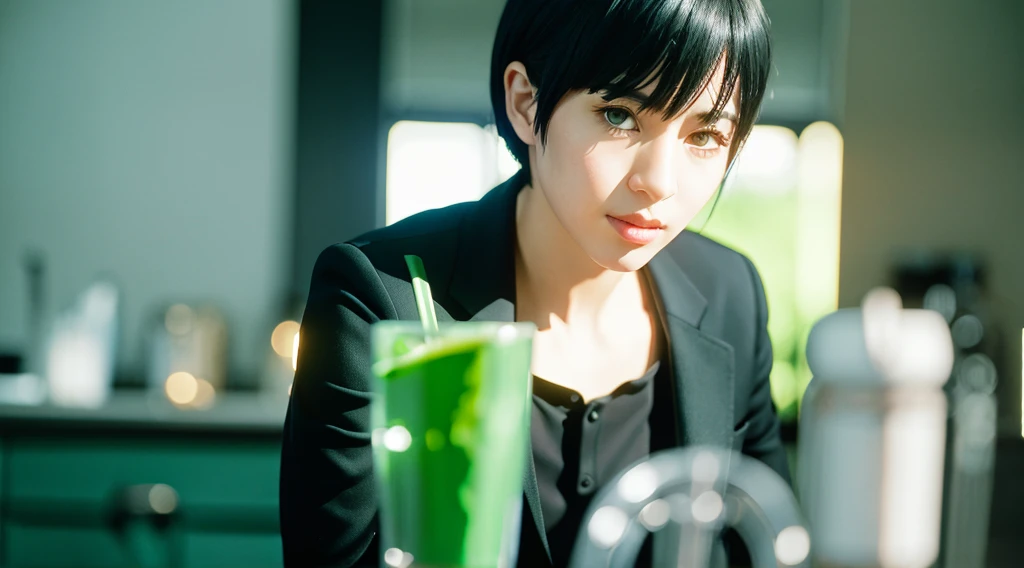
[[165, 371, 198, 405], [951, 315, 984, 349], [383, 425, 412, 452], [147, 484, 179, 515], [272, 320, 301, 357], [691, 490, 724, 523], [638, 499, 671, 530], [923, 284, 957, 323], [775, 525, 811, 565], [618, 462, 658, 503], [191, 377, 216, 409], [587, 506, 629, 549], [164, 371, 216, 409]]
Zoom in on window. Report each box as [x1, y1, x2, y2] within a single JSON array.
[[385, 121, 519, 226]]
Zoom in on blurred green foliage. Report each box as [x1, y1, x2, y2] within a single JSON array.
[[696, 190, 828, 422]]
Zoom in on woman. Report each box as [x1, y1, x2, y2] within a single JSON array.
[[280, 0, 787, 566]]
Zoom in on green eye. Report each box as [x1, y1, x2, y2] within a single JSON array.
[[605, 109, 628, 125], [604, 108, 633, 128]]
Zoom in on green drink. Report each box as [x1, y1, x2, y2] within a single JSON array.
[[370, 321, 536, 568]]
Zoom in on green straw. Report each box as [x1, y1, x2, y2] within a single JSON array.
[[404, 254, 439, 336]]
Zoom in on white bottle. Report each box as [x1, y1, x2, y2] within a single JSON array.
[[799, 288, 954, 568]]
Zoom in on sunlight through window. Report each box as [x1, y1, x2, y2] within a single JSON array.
[[699, 122, 844, 419], [385, 121, 519, 226]]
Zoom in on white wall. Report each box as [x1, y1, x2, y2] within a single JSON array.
[[838, 0, 1024, 434], [0, 0, 295, 381]]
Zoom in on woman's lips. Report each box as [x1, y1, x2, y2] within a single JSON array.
[[606, 215, 664, 245]]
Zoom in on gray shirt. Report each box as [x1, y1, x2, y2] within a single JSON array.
[[531, 360, 675, 566]]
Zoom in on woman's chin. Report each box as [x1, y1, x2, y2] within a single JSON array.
[[590, 245, 659, 273]]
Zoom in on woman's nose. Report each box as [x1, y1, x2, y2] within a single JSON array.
[[627, 138, 676, 203]]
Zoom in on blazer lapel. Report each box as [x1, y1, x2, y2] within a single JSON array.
[[646, 250, 736, 449], [446, 171, 551, 562]]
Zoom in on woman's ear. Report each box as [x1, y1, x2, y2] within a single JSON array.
[[503, 61, 538, 147]]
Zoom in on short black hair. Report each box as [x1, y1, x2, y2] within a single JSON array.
[[490, 0, 772, 180]]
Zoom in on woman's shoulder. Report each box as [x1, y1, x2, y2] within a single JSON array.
[[307, 199, 479, 314], [349, 201, 477, 249], [669, 231, 761, 285], [663, 230, 766, 315], [316, 198, 475, 263]]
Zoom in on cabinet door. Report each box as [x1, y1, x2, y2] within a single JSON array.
[[5, 526, 286, 567], [6, 525, 130, 567], [4, 436, 282, 567], [183, 532, 283, 568], [8, 438, 279, 512]]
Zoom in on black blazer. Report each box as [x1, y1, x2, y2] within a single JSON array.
[[279, 170, 790, 567]]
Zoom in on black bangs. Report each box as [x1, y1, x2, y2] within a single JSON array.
[[491, 0, 772, 174]]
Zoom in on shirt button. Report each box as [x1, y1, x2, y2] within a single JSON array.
[[587, 409, 600, 422], [580, 475, 593, 490]]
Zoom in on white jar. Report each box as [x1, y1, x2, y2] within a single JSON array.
[[799, 291, 954, 568]]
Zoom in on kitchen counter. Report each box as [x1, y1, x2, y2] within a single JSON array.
[[0, 391, 288, 437]]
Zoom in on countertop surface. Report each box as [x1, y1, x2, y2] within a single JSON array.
[[0, 390, 288, 436]]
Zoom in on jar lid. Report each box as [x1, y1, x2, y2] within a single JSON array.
[[806, 290, 953, 386]]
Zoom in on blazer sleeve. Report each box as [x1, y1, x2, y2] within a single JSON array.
[[280, 243, 397, 567], [739, 256, 792, 485]]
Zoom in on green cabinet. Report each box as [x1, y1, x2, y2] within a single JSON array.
[[6, 525, 127, 567], [5, 525, 283, 568], [0, 397, 285, 567]]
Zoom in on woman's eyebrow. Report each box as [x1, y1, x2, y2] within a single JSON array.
[[696, 109, 738, 126], [600, 90, 650, 105]]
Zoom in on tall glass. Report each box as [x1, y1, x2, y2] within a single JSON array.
[[370, 321, 536, 568]]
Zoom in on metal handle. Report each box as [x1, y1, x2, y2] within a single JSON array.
[[109, 483, 182, 568], [568, 447, 811, 568]]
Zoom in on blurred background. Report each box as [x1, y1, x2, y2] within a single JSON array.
[[0, 0, 1020, 566]]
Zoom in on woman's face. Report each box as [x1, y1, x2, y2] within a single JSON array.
[[528, 68, 739, 272]]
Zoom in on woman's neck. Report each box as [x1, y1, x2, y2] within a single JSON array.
[[513, 182, 644, 332]]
